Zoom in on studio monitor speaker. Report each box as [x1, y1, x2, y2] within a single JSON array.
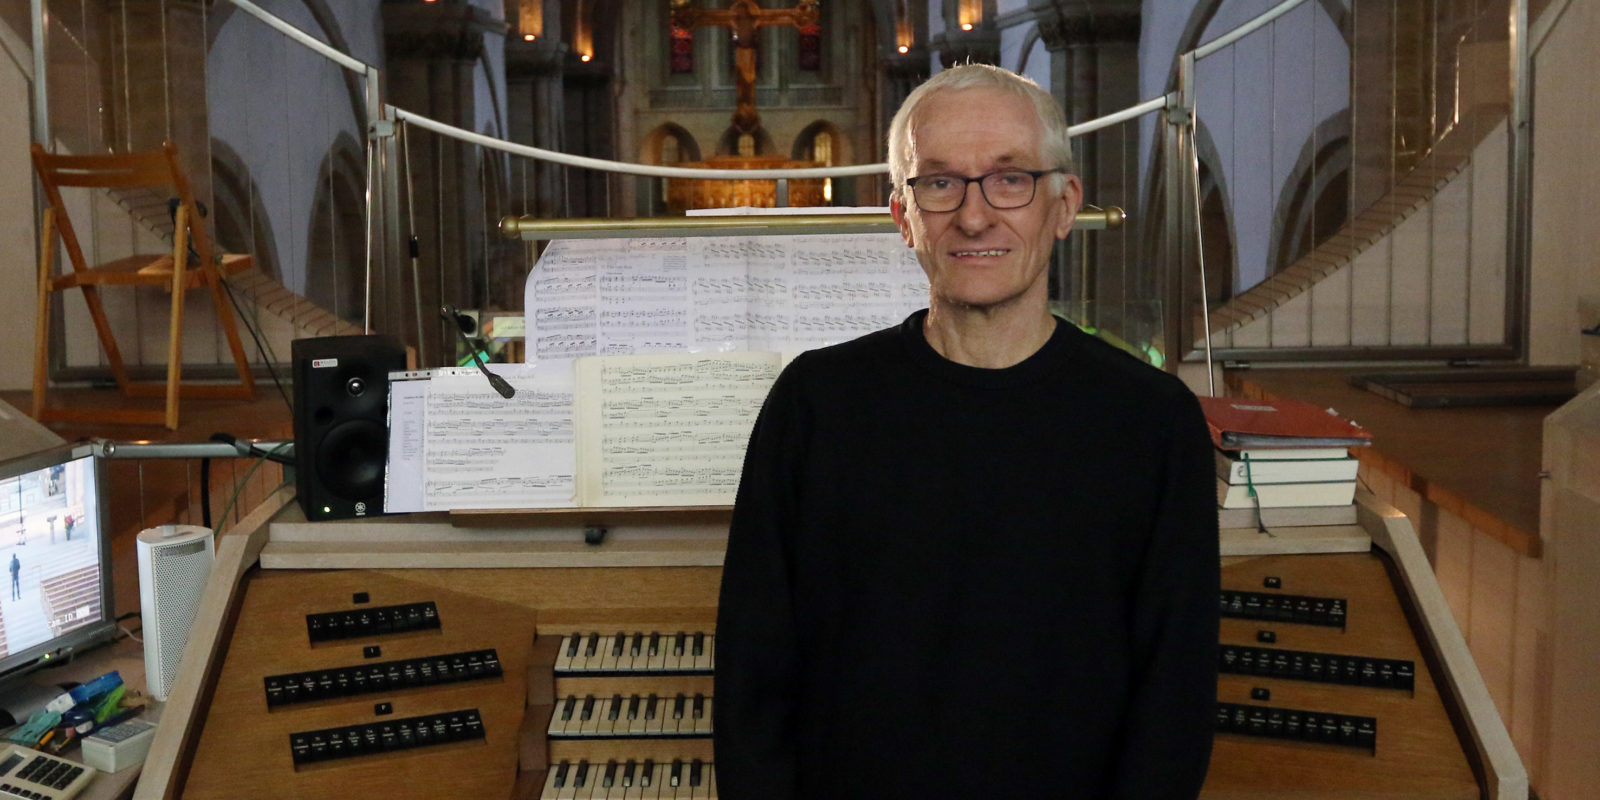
[[291, 334, 406, 521], [136, 524, 215, 702]]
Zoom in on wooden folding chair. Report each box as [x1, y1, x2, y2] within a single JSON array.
[[31, 141, 257, 429]]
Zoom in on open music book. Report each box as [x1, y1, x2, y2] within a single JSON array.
[[385, 352, 791, 512]]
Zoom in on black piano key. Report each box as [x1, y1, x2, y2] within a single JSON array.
[[574, 760, 589, 788], [631, 632, 644, 657], [642, 759, 655, 787], [561, 696, 577, 721], [646, 693, 659, 720], [584, 632, 599, 658], [691, 759, 704, 787], [627, 694, 641, 719], [623, 759, 637, 787], [693, 694, 706, 718], [566, 635, 580, 659], [692, 632, 706, 657], [674, 631, 687, 656], [580, 694, 596, 721], [671, 759, 684, 787], [673, 693, 686, 720], [603, 760, 617, 788], [553, 761, 569, 788], [612, 632, 626, 658], [608, 694, 623, 721], [649, 632, 661, 657]]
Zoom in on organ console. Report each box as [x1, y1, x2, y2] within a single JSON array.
[[131, 488, 1524, 799]]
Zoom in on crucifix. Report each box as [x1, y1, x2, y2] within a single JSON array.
[[670, 0, 820, 135]]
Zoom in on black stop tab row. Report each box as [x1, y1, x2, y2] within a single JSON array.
[[1216, 702, 1376, 753], [264, 649, 502, 707], [1220, 590, 1347, 629], [306, 601, 440, 643], [289, 708, 485, 765], [1220, 644, 1414, 691]]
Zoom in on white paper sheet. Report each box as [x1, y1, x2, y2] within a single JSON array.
[[575, 353, 781, 507], [419, 363, 578, 510]]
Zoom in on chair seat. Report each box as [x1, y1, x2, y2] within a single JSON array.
[[49, 252, 254, 290]]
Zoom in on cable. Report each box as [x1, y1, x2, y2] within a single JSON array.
[[219, 273, 293, 415], [215, 442, 292, 536], [200, 457, 212, 529]]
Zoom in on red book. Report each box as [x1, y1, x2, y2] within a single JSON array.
[[1197, 396, 1373, 450]]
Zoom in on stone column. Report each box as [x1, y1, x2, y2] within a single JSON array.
[[1034, 3, 1142, 340], [506, 3, 567, 220], [383, 2, 507, 364]]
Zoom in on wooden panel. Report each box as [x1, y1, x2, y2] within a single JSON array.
[[1467, 528, 1518, 721], [1203, 552, 1478, 799], [175, 563, 720, 800], [1510, 551, 1549, 787], [1432, 506, 1474, 635]]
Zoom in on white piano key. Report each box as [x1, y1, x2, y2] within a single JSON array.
[[549, 698, 578, 737], [555, 634, 577, 673], [541, 761, 566, 800], [626, 694, 649, 735], [555, 761, 582, 800], [693, 696, 713, 735], [690, 635, 714, 672], [598, 635, 620, 672], [645, 696, 668, 736], [706, 765, 717, 800], [646, 634, 668, 671], [576, 762, 604, 800], [579, 695, 604, 737]]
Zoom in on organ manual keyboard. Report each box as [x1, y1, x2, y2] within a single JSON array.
[[131, 489, 1524, 799]]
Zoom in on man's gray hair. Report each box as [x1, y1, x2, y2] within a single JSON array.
[[887, 64, 1076, 197]]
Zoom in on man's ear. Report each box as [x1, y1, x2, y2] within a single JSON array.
[[890, 193, 916, 248], [1054, 173, 1084, 240]]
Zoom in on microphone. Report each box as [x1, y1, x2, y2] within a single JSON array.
[[440, 305, 515, 399]]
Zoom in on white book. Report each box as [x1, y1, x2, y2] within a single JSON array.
[[1215, 450, 1360, 485], [1217, 503, 1358, 530], [1220, 446, 1351, 461], [1216, 478, 1358, 509]]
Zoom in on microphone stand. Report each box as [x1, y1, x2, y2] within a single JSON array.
[[440, 306, 515, 399]]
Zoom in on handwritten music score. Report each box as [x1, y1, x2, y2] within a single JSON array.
[[522, 212, 929, 360], [576, 352, 783, 507]]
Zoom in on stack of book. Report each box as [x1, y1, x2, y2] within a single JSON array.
[[1198, 396, 1373, 530]]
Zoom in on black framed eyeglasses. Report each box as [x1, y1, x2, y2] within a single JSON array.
[[903, 168, 1064, 213]]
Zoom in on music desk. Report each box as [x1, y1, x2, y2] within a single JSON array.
[[131, 487, 1525, 799]]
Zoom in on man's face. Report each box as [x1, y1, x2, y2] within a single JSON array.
[[891, 87, 1082, 313]]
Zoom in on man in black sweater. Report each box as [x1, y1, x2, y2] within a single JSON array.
[[714, 64, 1219, 798]]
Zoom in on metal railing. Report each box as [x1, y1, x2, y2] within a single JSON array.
[[20, 0, 1533, 374]]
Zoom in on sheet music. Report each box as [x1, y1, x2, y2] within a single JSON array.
[[383, 376, 431, 513], [524, 213, 928, 359], [576, 352, 782, 507], [421, 364, 578, 510]]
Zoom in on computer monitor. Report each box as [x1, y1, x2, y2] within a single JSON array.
[[0, 443, 114, 686]]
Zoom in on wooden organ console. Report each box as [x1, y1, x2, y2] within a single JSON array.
[[132, 489, 1525, 799]]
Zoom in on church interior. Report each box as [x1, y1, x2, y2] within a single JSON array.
[[0, 0, 1597, 798]]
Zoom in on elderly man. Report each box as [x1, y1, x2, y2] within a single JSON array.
[[714, 64, 1219, 798]]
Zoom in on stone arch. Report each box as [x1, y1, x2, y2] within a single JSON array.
[[209, 137, 282, 285], [790, 119, 851, 164], [640, 123, 704, 166], [303, 132, 367, 322], [716, 126, 775, 157], [208, 0, 368, 132], [1268, 111, 1352, 275]]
